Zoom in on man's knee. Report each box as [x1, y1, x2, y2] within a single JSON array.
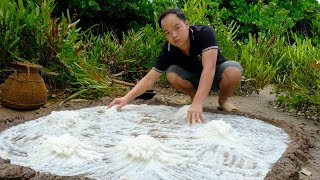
[[166, 65, 197, 89], [222, 67, 242, 84], [166, 72, 179, 83], [166, 71, 193, 90], [166, 65, 183, 83]]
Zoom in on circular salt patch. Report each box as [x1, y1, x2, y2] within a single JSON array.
[[0, 104, 290, 179]]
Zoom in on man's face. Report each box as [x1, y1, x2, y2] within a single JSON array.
[[161, 13, 189, 49]]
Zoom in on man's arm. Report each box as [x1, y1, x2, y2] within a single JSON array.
[[187, 49, 217, 123], [193, 49, 217, 104], [108, 69, 162, 110], [124, 69, 162, 101]]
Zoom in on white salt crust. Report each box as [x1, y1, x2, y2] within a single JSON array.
[[0, 104, 290, 180]]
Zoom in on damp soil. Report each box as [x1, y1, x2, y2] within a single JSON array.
[[0, 85, 319, 180]]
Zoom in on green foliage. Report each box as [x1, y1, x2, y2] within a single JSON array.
[[53, 0, 155, 36], [236, 30, 319, 108], [215, 21, 240, 61], [0, 0, 54, 68], [205, 1, 241, 61], [54, 27, 127, 99], [58, 23, 165, 99], [63, 58, 123, 100], [256, 2, 294, 35], [279, 35, 317, 82], [310, 5, 320, 45], [204, 0, 320, 109], [117, 30, 145, 70], [97, 25, 164, 82], [51, 19, 83, 88], [139, 25, 165, 71], [274, 35, 320, 108], [205, 0, 320, 40], [238, 33, 280, 90], [0, 0, 79, 69], [152, 0, 180, 16], [182, 0, 209, 25], [277, 91, 320, 114]]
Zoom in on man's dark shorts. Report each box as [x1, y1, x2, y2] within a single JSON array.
[[166, 61, 243, 91]]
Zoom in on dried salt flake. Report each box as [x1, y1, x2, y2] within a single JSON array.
[[300, 167, 312, 176]]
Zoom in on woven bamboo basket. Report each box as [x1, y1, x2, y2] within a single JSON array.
[[0, 61, 47, 110]]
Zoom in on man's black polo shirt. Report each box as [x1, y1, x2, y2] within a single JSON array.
[[153, 25, 227, 73]]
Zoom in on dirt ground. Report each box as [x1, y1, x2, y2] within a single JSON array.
[[0, 85, 319, 180]]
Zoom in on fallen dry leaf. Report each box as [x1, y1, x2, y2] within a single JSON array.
[[300, 167, 312, 176]]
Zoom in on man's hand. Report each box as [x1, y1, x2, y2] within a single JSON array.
[[107, 97, 129, 111], [187, 103, 205, 124], [107, 69, 161, 111]]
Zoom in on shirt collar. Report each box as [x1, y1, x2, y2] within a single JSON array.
[[190, 27, 195, 41]]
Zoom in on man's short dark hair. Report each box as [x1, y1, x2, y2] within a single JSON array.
[[158, 8, 186, 29]]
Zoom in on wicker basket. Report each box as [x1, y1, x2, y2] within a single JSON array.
[[0, 61, 47, 110]]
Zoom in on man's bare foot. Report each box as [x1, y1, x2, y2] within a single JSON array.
[[217, 102, 240, 112]]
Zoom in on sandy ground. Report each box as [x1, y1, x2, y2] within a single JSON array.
[[0, 85, 319, 180]]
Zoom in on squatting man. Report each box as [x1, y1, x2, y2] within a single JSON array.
[[108, 8, 243, 124]]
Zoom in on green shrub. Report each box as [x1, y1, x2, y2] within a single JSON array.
[[0, 0, 77, 70], [205, 0, 320, 42], [52, 0, 155, 36], [274, 35, 320, 109], [238, 33, 280, 90], [100, 25, 164, 82], [181, 0, 209, 25], [55, 27, 127, 99], [57, 23, 165, 99], [152, 0, 180, 16], [215, 21, 240, 61], [0, 0, 54, 68]]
